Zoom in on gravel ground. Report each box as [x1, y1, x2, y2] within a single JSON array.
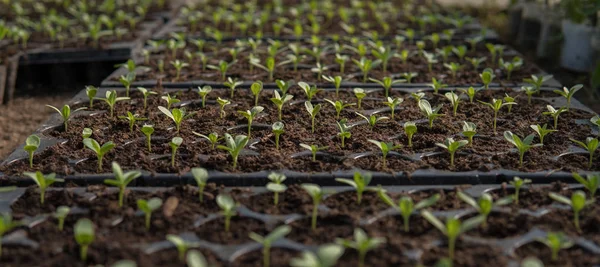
[[0, 95, 71, 160]]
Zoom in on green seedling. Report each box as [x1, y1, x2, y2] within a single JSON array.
[[530, 124, 555, 145], [305, 101, 322, 134], [356, 112, 388, 130], [411, 92, 425, 103], [275, 79, 294, 96], [335, 54, 350, 74], [250, 57, 283, 81], [504, 131, 537, 168], [457, 192, 512, 227], [137, 87, 158, 110], [83, 138, 115, 172], [369, 76, 404, 98], [119, 112, 147, 132], [24, 134, 40, 168], [444, 91, 460, 116], [23, 171, 64, 204], [191, 168, 209, 202], [217, 133, 249, 170], [267, 172, 287, 206], [170, 60, 189, 81], [352, 57, 378, 82], [300, 143, 329, 162], [543, 105, 567, 129], [510, 176, 532, 205], [82, 128, 92, 139], [323, 75, 343, 98], [401, 72, 418, 84], [377, 189, 439, 232], [367, 140, 401, 168], [53, 206, 70, 231], [466, 36, 483, 51], [192, 132, 220, 150], [467, 57, 487, 69], [302, 184, 329, 230], [101, 90, 130, 118], [554, 84, 583, 110], [499, 57, 523, 80], [550, 191, 591, 232], [479, 98, 515, 134], [158, 107, 194, 134], [404, 122, 417, 147], [238, 106, 264, 137], [74, 218, 95, 262], [480, 68, 495, 90], [452, 45, 468, 60], [429, 78, 448, 94], [187, 250, 208, 267], [208, 60, 237, 81], [372, 46, 393, 73], [85, 86, 97, 108], [137, 197, 163, 230], [250, 81, 263, 106], [383, 97, 403, 120], [249, 225, 291, 267], [521, 86, 537, 105], [572, 173, 599, 197], [224, 77, 243, 99], [169, 137, 183, 168], [353, 88, 367, 109], [524, 75, 554, 93], [216, 194, 237, 232], [324, 99, 355, 120], [421, 211, 484, 260], [436, 138, 469, 167], [444, 62, 462, 79], [118, 73, 135, 97], [536, 232, 573, 262], [590, 115, 600, 135], [503, 94, 517, 113], [337, 119, 352, 148], [167, 235, 199, 261], [424, 52, 438, 72], [335, 228, 385, 267], [335, 172, 372, 204], [104, 162, 141, 207], [272, 122, 284, 150], [197, 86, 212, 108], [0, 213, 19, 257], [458, 87, 481, 103], [46, 104, 87, 131], [161, 94, 180, 110], [570, 137, 599, 169], [418, 100, 444, 128], [299, 82, 321, 101], [290, 244, 344, 267], [141, 125, 154, 152], [217, 97, 231, 119], [270, 91, 293, 121], [462, 122, 477, 146]]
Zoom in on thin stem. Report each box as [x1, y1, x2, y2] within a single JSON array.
[[225, 215, 231, 232], [493, 111, 498, 135], [274, 192, 279, 205], [172, 149, 176, 168], [311, 117, 315, 133], [118, 186, 124, 207], [515, 187, 520, 205], [29, 152, 33, 168], [574, 211, 581, 233], [589, 152, 594, 169], [358, 250, 366, 267], [202, 96, 206, 108], [145, 213, 151, 230], [199, 185, 205, 202], [40, 189, 45, 204], [448, 236, 456, 260], [58, 218, 65, 231], [64, 121, 68, 132], [311, 202, 318, 230], [341, 136, 345, 148], [519, 151, 524, 168], [408, 135, 413, 147], [80, 245, 88, 261], [403, 214, 410, 232], [450, 152, 455, 167], [263, 246, 270, 267], [278, 107, 282, 121], [147, 136, 152, 153], [391, 108, 395, 120], [98, 155, 103, 172], [275, 134, 280, 150]]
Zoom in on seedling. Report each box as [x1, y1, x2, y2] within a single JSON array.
[[217, 97, 231, 119], [300, 143, 329, 162], [119, 112, 147, 132], [299, 82, 321, 101], [169, 137, 183, 168], [353, 88, 367, 109], [520, 86, 537, 105], [191, 168, 210, 202], [401, 72, 418, 83], [272, 122, 284, 150], [429, 78, 448, 94], [216, 194, 237, 232], [335, 172, 372, 204], [536, 232, 574, 262], [356, 112, 388, 130], [543, 105, 567, 129], [324, 99, 355, 120], [572, 173, 599, 197], [499, 57, 523, 80], [167, 235, 199, 261], [377, 189, 439, 232], [162, 94, 180, 110], [23, 134, 40, 168], [187, 250, 208, 267], [238, 106, 264, 138], [418, 100, 444, 128], [467, 57, 487, 69], [85, 86, 97, 108], [83, 138, 115, 171], [323, 75, 343, 98], [118, 73, 135, 97], [509, 176, 532, 205], [457, 192, 512, 227], [53, 206, 70, 231], [305, 101, 322, 134], [479, 98, 515, 134], [570, 137, 599, 169], [480, 68, 495, 90], [290, 244, 344, 267], [23, 171, 64, 204], [424, 52, 438, 72], [137, 197, 163, 230], [267, 172, 287, 205], [170, 60, 189, 81], [250, 81, 263, 106], [550, 190, 592, 233], [404, 122, 417, 147], [452, 45, 468, 60], [411, 92, 425, 103], [436, 138, 469, 167], [335, 228, 385, 267], [504, 131, 537, 168], [337, 119, 352, 148], [302, 184, 329, 230], [372, 46, 393, 73], [137, 87, 157, 110], [46, 104, 86, 131], [158, 107, 194, 134], [444, 91, 460, 116], [335, 54, 350, 74], [382, 97, 403, 120], [458, 87, 481, 103], [217, 133, 249, 169], [101, 90, 130, 118], [353, 57, 378, 82], [590, 115, 600, 135], [275, 79, 294, 96], [82, 128, 92, 139], [554, 84, 583, 110], [369, 76, 404, 98], [197, 86, 212, 108], [524, 75, 553, 93], [224, 77, 243, 98], [208, 60, 237, 81], [104, 162, 141, 207], [270, 91, 293, 120], [421, 211, 484, 260], [444, 62, 462, 79], [462, 122, 477, 146], [74, 218, 95, 261], [248, 225, 291, 267], [141, 125, 154, 152], [530, 124, 555, 145]]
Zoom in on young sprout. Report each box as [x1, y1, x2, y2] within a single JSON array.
[[301, 184, 329, 230], [479, 98, 515, 134], [119, 112, 147, 133], [82, 128, 92, 139], [480, 68, 495, 90], [380, 97, 403, 120], [335, 228, 385, 267], [590, 115, 600, 134], [224, 77, 243, 99], [137, 197, 163, 230], [290, 244, 344, 267], [458, 87, 481, 103], [101, 90, 130, 118], [140, 124, 155, 153], [457, 192, 512, 227], [53, 206, 70, 231], [275, 79, 294, 96], [161, 94, 180, 110], [272, 122, 284, 150], [436, 138, 469, 167], [300, 143, 329, 162], [519, 86, 537, 105], [335, 172, 372, 204], [158, 107, 194, 134], [536, 232, 574, 262], [323, 75, 343, 98], [167, 235, 199, 261], [197, 86, 212, 108], [249, 225, 291, 267], [169, 137, 183, 168], [217, 97, 231, 119], [270, 91, 294, 121], [377, 189, 439, 232], [191, 168, 209, 202], [356, 113, 388, 130], [467, 57, 487, 70], [85, 86, 97, 108], [324, 99, 355, 120], [119, 73, 136, 97], [24, 134, 40, 168], [401, 72, 418, 83], [74, 218, 95, 262], [553, 84, 583, 110], [337, 119, 352, 148], [353, 57, 378, 83], [418, 100, 444, 128], [509, 176, 532, 205], [267, 172, 287, 206], [444, 62, 462, 79], [216, 194, 237, 232], [83, 138, 115, 172], [305, 101, 322, 134], [372, 46, 393, 73], [429, 78, 448, 95], [504, 131, 537, 168], [421, 211, 485, 260], [424, 52, 438, 72], [103, 162, 141, 207], [208, 60, 237, 81], [572, 173, 598, 198], [462, 122, 477, 146], [137, 87, 158, 110], [352, 88, 368, 109], [543, 105, 567, 129], [299, 82, 321, 102], [170, 60, 189, 81], [571, 137, 599, 169], [444, 91, 460, 116], [549, 191, 591, 233], [499, 57, 523, 80], [250, 81, 263, 106], [335, 54, 350, 74], [217, 133, 249, 170], [369, 76, 404, 98], [23, 171, 64, 204], [46, 104, 87, 131], [452, 45, 468, 60], [238, 106, 264, 138], [530, 124, 555, 145], [404, 122, 417, 148]]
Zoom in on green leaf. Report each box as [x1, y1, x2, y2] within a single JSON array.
[[74, 218, 95, 245]]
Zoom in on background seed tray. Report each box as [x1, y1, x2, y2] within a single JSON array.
[[0, 85, 596, 187], [0, 184, 598, 266]]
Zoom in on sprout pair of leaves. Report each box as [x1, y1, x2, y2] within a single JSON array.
[[217, 97, 232, 119], [369, 76, 404, 98], [137, 197, 163, 230], [300, 143, 329, 162], [377, 188, 439, 232], [118, 73, 136, 97], [457, 192, 512, 227], [192, 131, 220, 150], [418, 100, 443, 128], [549, 191, 592, 233], [302, 184, 333, 230], [197, 86, 212, 108], [335, 172, 372, 204], [238, 106, 264, 138], [271, 122, 285, 150], [462, 122, 477, 146], [553, 84, 583, 110], [224, 77, 243, 98], [101, 90, 130, 118], [444, 62, 462, 79], [335, 228, 385, 267], [208, 60, 237, 81], [119, 112, 147, 132], [510, 176, 532, 205], [46, 104, 87, 132], [444, 91, 460, 116], [324, 99, 355, 120], [356, 112, 388, 130], [216, 194, 237, 232], [530, 124, 555, 145], [191, 168, 210, 202], [353, 57, 379, 82], [353, 88, 368, 109], [53, 206, 70, 232], [270, 91, 293, 120], [104, 162, 141, 207], [499, 57, 523, 80], [504, 131, 538, 168], [83, 138, 115, 172], [421, 211, 485, 260], [267, 172, 287, 206], [158, 106, 195, 134], [524, 75, 554, 93], [0, 213, 20, 257], [543, 105, 567, 129], [479, 98, 516, 135], [299, 82, 321, 102], [336, 119, 352, 148], [436, 138, 469, 167], [250, 82, 263, 106], [24, 135, 40, 168], [137, 87, 158, 110], [305, 101, 322, 134], [217, 133, 249, 170], [169, 137, 183, 168], [570, 137, 599, 169], [572, 173, 599, 197], [290, 244, 344, 267], [383, 97, 404, 120], [429, 78, 448, 94], [458, 87, 482, 103], [536, 232, 574, 262], [480, 68, 495, 90], [322, 75, 343, 98], [74, 218, 95, 262], [141, 125, 154, 152], [404, 122, 417, 148], [85, 86, 97, 108], [167, 235, 200, 261], [23, 171, 64, 204], [367, 140, 401, 168], [249, 225, 291, 267], [170, 60, 189, 81], [401, 72, 418, 84]]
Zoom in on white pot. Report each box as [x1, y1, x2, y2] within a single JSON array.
[[560, 20, 597, 72]]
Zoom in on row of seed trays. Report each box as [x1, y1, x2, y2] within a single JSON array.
[[1, 1, 600, 267]]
